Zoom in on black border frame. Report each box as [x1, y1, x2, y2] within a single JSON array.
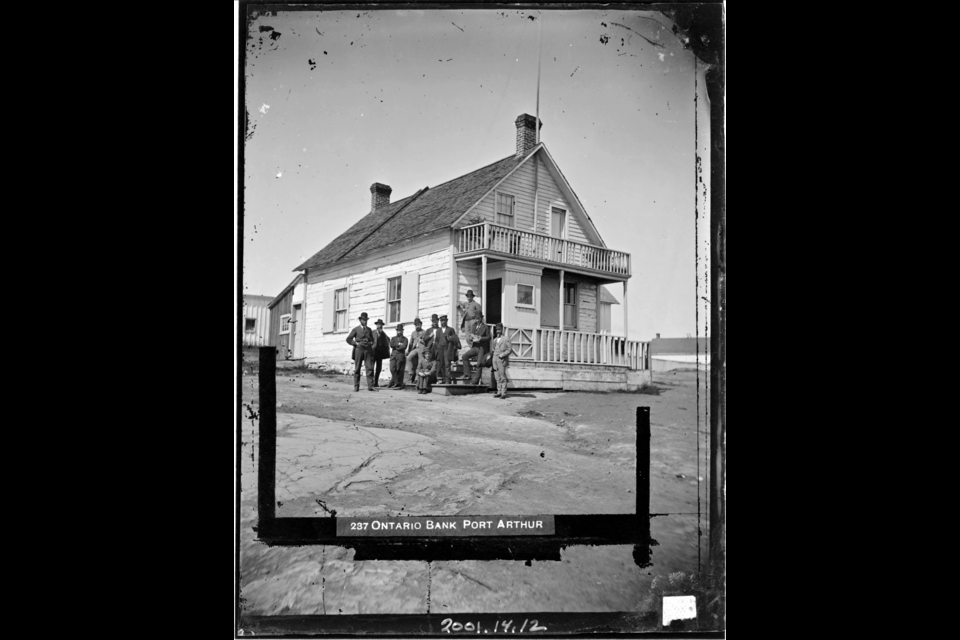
[[237, 1, 726, 634]]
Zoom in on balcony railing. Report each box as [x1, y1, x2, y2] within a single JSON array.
[[503, 327, 649, 370], [455, 222, 631, 277]]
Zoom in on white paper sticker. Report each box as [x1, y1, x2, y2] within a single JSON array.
[[663, 595, 697, 626]]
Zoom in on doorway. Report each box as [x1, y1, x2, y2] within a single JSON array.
[[291, 303, 302, 358], [486, 278, 502, 325]]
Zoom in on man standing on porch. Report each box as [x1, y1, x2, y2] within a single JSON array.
[[434, 314, 459, 384], [459, 289, 482, 337], [345, 312, 377, 392], [460, 313, 490, 385]]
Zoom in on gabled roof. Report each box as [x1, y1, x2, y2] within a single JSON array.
[[294, 149, 537, 272], [650, 337, 710, 355], [598, 286, 620, 305], [268, 273, 304, 309]]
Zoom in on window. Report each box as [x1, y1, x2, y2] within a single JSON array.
[[280, 314, 291, 334], [496, 193, 515, 227], [387, 276, 402, 323], [334, 288, 348, 331], [563, 282, 577, 329], [245, 318, 256, 332], [516, 283, 534, 307]]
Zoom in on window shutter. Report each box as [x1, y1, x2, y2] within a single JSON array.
[[321, 289, 335, 334], [400, 272, 419, 323]]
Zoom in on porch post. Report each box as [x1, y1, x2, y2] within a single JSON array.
[[559, 269, 565, 331], [622, 281, 629, 339], [481, 255, 488, 317]]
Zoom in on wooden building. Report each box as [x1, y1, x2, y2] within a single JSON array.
[[242, 294, 273, 347], [650, 336, 710, 372], [291, 114, 651, 390], [597, 286, 620, 334], [268, 274, 305, 360]]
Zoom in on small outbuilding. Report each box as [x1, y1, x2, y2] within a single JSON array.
[[268, 274, 306, 360], [242, 294, 273, 347]]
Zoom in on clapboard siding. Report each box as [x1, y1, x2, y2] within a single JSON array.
[[242, 295, 272, 347], [495, 160, 537, 231], [268, 291, 293, 347], [533, 158, 590, 244], [304, 242, 452, 369], [466, 153, 591, 247]]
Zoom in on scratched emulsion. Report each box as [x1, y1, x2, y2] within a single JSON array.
[[239, 354, 706, 615], [239, 3, 717, 622]]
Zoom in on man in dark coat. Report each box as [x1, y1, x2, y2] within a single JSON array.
[[434, 314, 460, 384], [388, 323, 409, 389], [372, 318, 390, 387], [460, 313, 490, 385], [345, 312, 377, 392]]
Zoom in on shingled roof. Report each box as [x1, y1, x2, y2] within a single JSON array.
[[293, 148, 537, 272]]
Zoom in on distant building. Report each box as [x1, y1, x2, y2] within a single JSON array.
[[268, 274, 305, 360], [243, 294, 273, 347], [649, 335, 710, 372]]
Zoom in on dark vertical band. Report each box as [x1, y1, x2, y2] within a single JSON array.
[[258, 346, 276, 521], [635, 406, 651, 567]]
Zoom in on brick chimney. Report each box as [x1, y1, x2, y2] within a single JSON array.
[[515, 114, 542, 156], [370, 182, 392, 212]]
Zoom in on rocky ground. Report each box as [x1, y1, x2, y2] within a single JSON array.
[[237, 351, 713, 620]]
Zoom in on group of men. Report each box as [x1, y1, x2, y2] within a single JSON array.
[[345, 289, 512, 398]]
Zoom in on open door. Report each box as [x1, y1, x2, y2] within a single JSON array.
[[291, 303, 302, 359], [486, 278, 502, 325]]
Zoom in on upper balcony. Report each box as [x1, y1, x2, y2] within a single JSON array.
[[454, 222, 631, 278]]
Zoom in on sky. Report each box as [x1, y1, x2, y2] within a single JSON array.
[[237, 6, 712, 341]]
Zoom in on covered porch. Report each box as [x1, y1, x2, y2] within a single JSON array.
[[452, 227, 647, 389]]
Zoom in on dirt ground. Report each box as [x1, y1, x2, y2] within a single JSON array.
[[237, 349, 714, 622]]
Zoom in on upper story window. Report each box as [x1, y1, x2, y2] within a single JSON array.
[[245, 318, 256, 332], [387, 276, 402, 323], [334, 288, 348, 331], [496, 193, 515, 227]]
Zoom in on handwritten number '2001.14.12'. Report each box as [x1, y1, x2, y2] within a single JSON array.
[[440, 619, 548, 633]]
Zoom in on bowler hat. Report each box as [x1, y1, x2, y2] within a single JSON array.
[[396, 323, 405, 331], [495, 322, 504, 329], [358, 312, 369, 320], [466, 290, 475, 297], [375, 319, 384, 325], [414, 317, 422, 325]]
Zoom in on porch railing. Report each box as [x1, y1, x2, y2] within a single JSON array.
[[503, 327, 649, 370], [456, 222, 631, 277]]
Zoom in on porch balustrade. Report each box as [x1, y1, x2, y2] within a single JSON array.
[[456, 222, 631, 277], [503, 327, 649, 370]]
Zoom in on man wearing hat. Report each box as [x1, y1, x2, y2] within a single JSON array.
[[372, 319, 391, 387], [460, 312, 490, 385], [345, 312, 377, 392], [405, 317, 425, 386], [387, 323, 409, 389], [491, 322, 512, 399], [433, 314, 460, 384], [459, 289, 483, 337]]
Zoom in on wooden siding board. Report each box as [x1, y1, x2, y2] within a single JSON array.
[[303, 246, 452, 367]]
